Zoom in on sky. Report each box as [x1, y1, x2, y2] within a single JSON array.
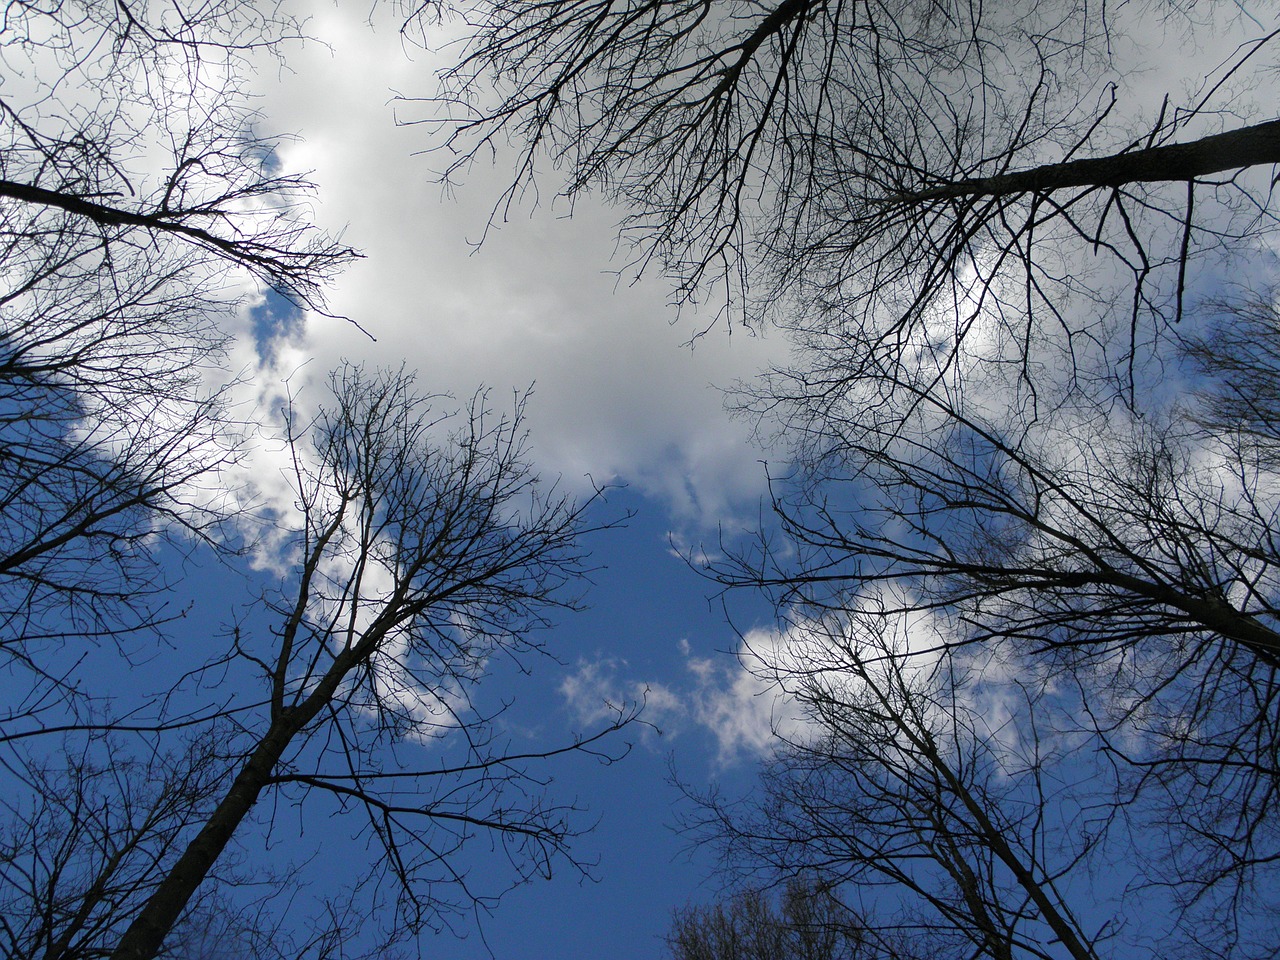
[[246, 4, 782, 525]]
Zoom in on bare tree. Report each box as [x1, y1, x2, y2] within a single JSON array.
[[683, 605, 1126, 960], [679, 298, 1280, 960], [667, 882, 865, 960], [0, 726, 381, 960], [0, 2, 358, 710], [0, 245, 237, 703], [1, 10, 636, 957], [0, 1, 354, 305], [683, 582, 1280, 960], [410, 0, 1279, 364], [69, 364, 632, 960], [0, 732, 267, 960], [0, 364, 635, 960]]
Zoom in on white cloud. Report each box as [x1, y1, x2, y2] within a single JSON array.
[[559, 635, 801, 768], [243, 3, 781, 529], [559, 586, 1067, 771]]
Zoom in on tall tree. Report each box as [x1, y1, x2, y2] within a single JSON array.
[[0, 6, 645, 958], [412, 0, 1278, 356], [1, 366, 633, 960], [0, 732, 302, 960], [683, 300, 1280, 959], [684, 605, 1126, 960]]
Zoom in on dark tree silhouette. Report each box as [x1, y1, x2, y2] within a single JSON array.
[[668, 882, 866, 960], [682, 607, 1114, 960], [103, 365, 633, 960], [410, 0, 1279, 362], [681, 300, 1280, 959], [1, 366, 634, 960]]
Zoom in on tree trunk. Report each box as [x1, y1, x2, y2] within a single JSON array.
[[105, 717, 301, 960]]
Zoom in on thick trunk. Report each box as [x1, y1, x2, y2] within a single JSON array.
[[900, 118, 1280, 202], [106, 719, 300, 960], [1111, 569, 1280, 669], [1028, 564, 1280, 667]]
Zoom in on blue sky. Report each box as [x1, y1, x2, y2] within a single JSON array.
[[426, 486, 779, 960]]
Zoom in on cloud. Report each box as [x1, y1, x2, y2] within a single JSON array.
[[558, 634, 802, 767], [559, 586, 1066, 771], [243, 3, 782, 529]]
